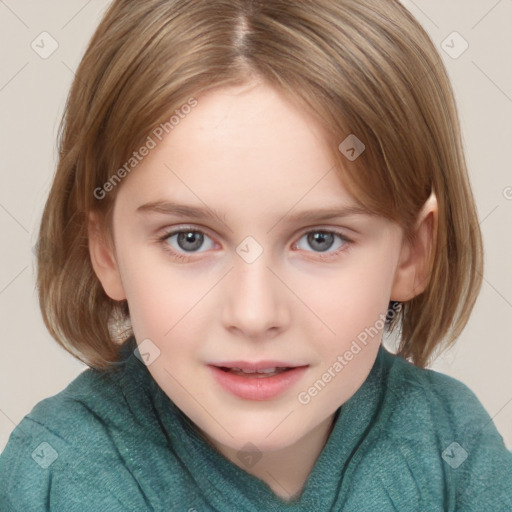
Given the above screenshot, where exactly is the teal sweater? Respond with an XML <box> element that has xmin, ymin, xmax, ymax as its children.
<box><xmin>1</xmin><ymin>337</ymin><xmax>511</xmax><ymax>511</ymax></box>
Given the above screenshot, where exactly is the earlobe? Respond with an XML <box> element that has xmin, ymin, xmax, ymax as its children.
<box><xmin>391</xmin><ymin>191</ymin><xmax>438</xmax><ymax>301</ymax></box>
<box><xmin>88</xmin><ymin>212</ymin><xmax>127</xmax><ymax>301</ymax></box>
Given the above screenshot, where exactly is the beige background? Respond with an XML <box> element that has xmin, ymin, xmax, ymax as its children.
<box><xmin>0</xmin><ymin>0</ymin><xmax>511</xmax><ymax>453</ymax></box>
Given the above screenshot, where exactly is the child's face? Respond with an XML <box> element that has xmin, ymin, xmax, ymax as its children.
<box><xmin>103</xmin><ymin>81</ymin><xmax>407</xmax><ymax>453</ymax></box>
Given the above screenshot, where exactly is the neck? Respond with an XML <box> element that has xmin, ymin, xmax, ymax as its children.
<box><xmin>200</xmin><ymin>412</ymin><xmax>337</xmax><ymax>501</ymax></box>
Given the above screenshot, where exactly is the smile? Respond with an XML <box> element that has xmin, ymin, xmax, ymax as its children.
<box><xmin>219</xmin><ymin>366</ymin><xmax>290</xmax><ymax>377</ymax></box>
<box><xmin>208</xmin><ymin>362</ymin><xmax>309</xmax><ymax>400</ymax></box>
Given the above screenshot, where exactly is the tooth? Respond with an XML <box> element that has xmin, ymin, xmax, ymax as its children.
<box><xmin>242</xmin><ymin>368</ymin><xmax>278</xmax><ymax>374</ymax></box>
<box><xmin>227</xmin><ymin>366</ymin><xmax>289</xmax><ymax>375</ymax></box>
<box><xmin>258</xmin><ymin>368</ymin><xmax>278</xmax><ymax>374</ymax></box>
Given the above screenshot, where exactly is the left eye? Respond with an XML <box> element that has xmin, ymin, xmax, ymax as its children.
<box><xmin>295</xmin><ymin>231</ymin><xmax>348</xmax><ymax>254</ymax></box>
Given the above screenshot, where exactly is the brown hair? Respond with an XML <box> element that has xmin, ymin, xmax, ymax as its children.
<box><xmin>36</xmin><ymin>0</ymin><xmax>483</xmax><ymax>369</ymax></box>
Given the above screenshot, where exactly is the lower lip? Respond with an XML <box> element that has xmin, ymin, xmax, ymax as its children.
<box><xmin>208</xmin><ymin>365</ymin><xmax>308</xmax><ymax>401</ymax></box>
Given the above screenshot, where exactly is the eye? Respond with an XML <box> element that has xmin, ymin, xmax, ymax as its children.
<box><xmin>294</xmin><ymin>230</ymin><xmax>351</xmax><ymax>259</ymax></box>
<box><xmin>157</xmin><ymin>226</ymin><xmax>352</xmax><ymax>263</ymax></box>
<box><xmin>159</xmin><ymin>227</ymin><xmax>215</xmax><ymax>260</ymax></box>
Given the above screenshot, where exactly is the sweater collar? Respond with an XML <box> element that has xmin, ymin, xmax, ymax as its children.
<box><xmin>118</xmin><ymin>337</ymin><xmax>388</xmax><ymax>510</ymax></box>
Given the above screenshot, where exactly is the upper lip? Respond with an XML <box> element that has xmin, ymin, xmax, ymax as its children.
<box><xmin>210</xmin><ymin>360</ymin><xmax>308</xmax><ymax>371</ymax></box>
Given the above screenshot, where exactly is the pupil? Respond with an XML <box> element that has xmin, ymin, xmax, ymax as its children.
<box><xmin>309</xmin><ymin>232</ymin><xmax>333</xmax><ymax>252</ymax></box>
<box><xmin>178</xmin><ymin>232</ymin><xmax>203</xmax><ymax>251</ymax></box>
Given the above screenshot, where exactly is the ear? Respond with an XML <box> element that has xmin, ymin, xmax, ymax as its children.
<box><xmin>391</xmin><ymin>192</ymin><xmax>438</xmax><ymax>301</ymax></box>
<box><xmin>88</xmin><ymin>211</ymin><xmax>127</xmax><ymax>301</ymax></box>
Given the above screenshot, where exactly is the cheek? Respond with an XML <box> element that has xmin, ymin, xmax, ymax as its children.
<box><xmin>119</xmin><ymin>255</ymin><xmax>216</xmax><ymax>363</ymax></box>
<box><xmin>299</xmin><ymin>251</ymin><xmax>397</xmax><ymax>390</ymax></box>
<box><xmin>307</xmin><ymin>253</ymin><xmax>397</xmax><ymax>339</ymax></box>
<box><xmin>116</xmin><ymin>253</ymin><xmax>185</xmax><ymax>341</ymax></box>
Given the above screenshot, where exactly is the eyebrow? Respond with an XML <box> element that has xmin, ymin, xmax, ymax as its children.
<box><xmin>136</xmin><ymin>200</ymin><xmax>372</xmax><ymax>224</ymax></box>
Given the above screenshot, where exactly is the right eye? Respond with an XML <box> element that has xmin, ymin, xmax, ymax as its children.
<box><xmin>159</xmin><ymin>227</ymin><xmax>217</xmax><ymax>261</ymax></box>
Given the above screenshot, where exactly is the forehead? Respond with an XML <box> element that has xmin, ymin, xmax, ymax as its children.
<box><xmin>115</xmin><ymin>82</ymin><xmax>359</xmax><ymax>216</ymax></box>
<box><xmin>165</xmin><ymin>82</ymin><xmax>333</xmax><ymax>169</ymax></box>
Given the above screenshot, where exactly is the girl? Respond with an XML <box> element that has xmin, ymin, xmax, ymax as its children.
<box><xmin>1</xmin><ymin>0</ymin><xmax>511</xmax><ymax>510</ymax></box>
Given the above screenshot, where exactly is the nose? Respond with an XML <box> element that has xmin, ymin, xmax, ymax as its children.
<box><xmin>221</xmin><ymin>252</ymin><xmax>290</xmax><ymax>339</ymax></box>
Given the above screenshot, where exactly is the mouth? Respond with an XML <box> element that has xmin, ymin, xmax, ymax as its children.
<box><xmin>216</xmin><ymin>366</ymin><xmax>296</xmax><ymax>377</ymax></box>
<box><xmin>208</xmin><ymin>361</ymin><xmax>309</xmax><ymax>400</ymax></box>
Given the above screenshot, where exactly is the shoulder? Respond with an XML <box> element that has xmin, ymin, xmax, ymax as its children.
<box><xmin>0</xmin><ymin>356</ymin><xmax>153</xmax><ymax>511</ymax></box>
<box><xmin>373</xmin><ymin>348</ymin><xmax>512</xmax><ymax>508</ymax></box>
<box><xmin>381</xmin><ymin>349</ymin><xmax>491</xmax><ymax>432</ymax></box>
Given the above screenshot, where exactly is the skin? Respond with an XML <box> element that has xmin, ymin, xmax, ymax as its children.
<box><xmin>89</xmin><ymin>79</ymin><xmax>436</xmax><ymax>500</ymax></box>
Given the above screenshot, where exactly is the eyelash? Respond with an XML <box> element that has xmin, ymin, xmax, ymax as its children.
<box><xmin>156</xmin><ymin>226</ymin><xmax>354</xmax><ymax>263</ymax></box>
